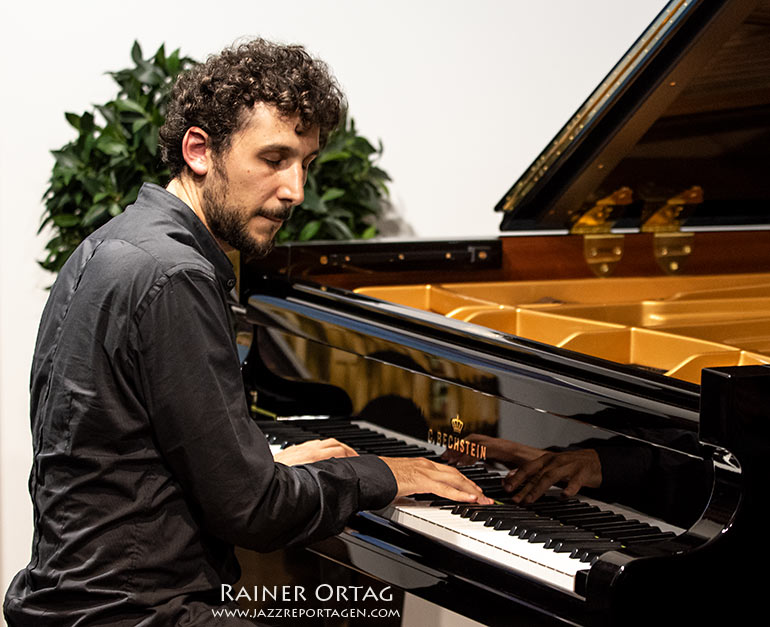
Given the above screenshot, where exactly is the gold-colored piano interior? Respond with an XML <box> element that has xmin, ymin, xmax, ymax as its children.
<box><xmin>355</xmin><ymin>273</ymin><xmax>770</xmax><ymax>384</ymax></box>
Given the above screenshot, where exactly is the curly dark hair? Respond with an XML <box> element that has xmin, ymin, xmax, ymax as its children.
<box><xmin>159</xmin><ymin>39</ymin><xmax>344</xmax><ymax>178</ymax></box>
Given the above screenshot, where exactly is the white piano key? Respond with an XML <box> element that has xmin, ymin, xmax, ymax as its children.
<box><xmin>381</xmin><ymin>499</ymin><xmax>587</xmax><ymax>594</ymax></box>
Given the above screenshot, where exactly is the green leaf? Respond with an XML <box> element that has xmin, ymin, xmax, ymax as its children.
<box><xmin>153</xmin><ymin>43</ymin><xmax>166</xmax><ymax>68</ymax></box>
<box><xmin>320</xmin><ymin>188</ymin><xmax>345</xmax><ymax>203</ymax></box>
<box><xmin>95</xmin><ymin>104</ymin><xmax>118</xmax><ymax>126</ymax></box>
<box><xmin>300</xmin><ymin>186</ymin><xmax>323</xmax><ymax>212</ymax></box>
<box><xmin>82</xmin><ymin>203</ymin><xmax>108</xmax><ymax>227</ymax></box>
<box><xmin>51</xmin><ymin>149</ymin><xmax>81</xmax><ymax>170</ymax></box>
<box><xmin>316</xmin><ymin>150</ymin><xmax>350</xmax><ymax>165</ymax></box>
<box><xmin>80</xmin><ymin>112</ymin><xmax>95</xmax><ymax>134</ymax></box>
<box><xmin>96</xmin><ymin>136</ymin><xmax>127</xmax><ymax>156</ymax></box>
<box><xmin>134</xmin><ymin>63</ymin><xmax>164</xmax><ymax>86</ymax></box>
<box><xmin>52</xmin><ymin>213</ymin><xmax>81</xmax><ymax>227</ymax></box>
<box><xmin>298</xmin><ymin>220</ymin><xmax>322</xmax><ymax>241</ymax></box>
<box><xmin>351</xmin><ymin>136</ymin><xmax>377</xmax><ymax>156</ymax></box>
<box><xmin>132</xmin><ymin>118</ymin><xmax>150</xmax><ymax>134</ymax></box>
<box><xmin>114</xmin><ymin>98</ymin><xmax>148</xmax><ymax>115</ymax></box>
<box><xmin>143</xmin><ymin>128</ymin><xmax>159</xmax><ymax>156</ymax></box>
<box><xmin>65</xmin><ymin>112</ymin><xmax>81</xmax><ymax>131</ymax></box>
<box><xmin>362</xmin><ymin>224</ymin><xmax>378</xmax><ymax>239</ymax></box>
<box><xmin>166</xmin><ymin>49</ymin><xmax>180</xmax><ymax>75</ymax></box>
<box><xmin>324</xmin><ymin>217</ymin><xmax>355</xmax><ymax>239</ymax></box>
<box><xmin>131</xmin><ymin>41</ymin><xmax>143</xmax><ymax>65</ymax></box>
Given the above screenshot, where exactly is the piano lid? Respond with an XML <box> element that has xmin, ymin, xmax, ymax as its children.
<box><xmin>497</xmin><ymin>0</ymin><xmax>770</xmax><ymax>233</ymax></box>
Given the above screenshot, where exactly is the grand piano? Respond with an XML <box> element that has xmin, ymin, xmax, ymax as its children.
<box><xmin>234</xmin><ymin>0</ymin><xmax>770</xmax><ymax>624</ymax></box>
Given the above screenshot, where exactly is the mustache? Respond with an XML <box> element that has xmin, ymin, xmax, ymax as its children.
<box><xmin>255</xmin><ymin>207</ymin><xmax>292</xmax><ymax>222</ymax></box>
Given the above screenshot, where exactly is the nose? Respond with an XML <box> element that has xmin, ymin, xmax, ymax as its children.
<box><xmin>277</xmin><ymin>162</ymin><xmax>305</xmax><ymax>207</ymax></box>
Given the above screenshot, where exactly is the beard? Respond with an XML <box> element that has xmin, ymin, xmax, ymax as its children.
<box><xmin>200</xmin><ymin>165</ymin><xmax>290</xmax><ymax>260</ymax></box>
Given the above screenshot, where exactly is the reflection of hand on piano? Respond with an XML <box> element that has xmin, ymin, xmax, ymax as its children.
<box><xmin>274</xmin><ymin>438</ymin><xmax>358</xmax><ymax>465</ymax></box>
<box><xmin>380</xmin><ymin>457</ymin><xmax>494</xmax><ymax>504</ymax></box>
<box><xmin>441</xmin><ymin>435</ymin><xmax>601</xmax><ymax>503</ymax></box>
<box><xmin>504</xmin><ymin>449</ymin><xmax>602</xmax><ymax>504</ymax></box>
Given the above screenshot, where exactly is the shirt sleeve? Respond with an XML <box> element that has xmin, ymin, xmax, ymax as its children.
<box><xmin>132</xmin><ymin>268</ymin><xmax>397</xmax><ymax>551</ymax></box>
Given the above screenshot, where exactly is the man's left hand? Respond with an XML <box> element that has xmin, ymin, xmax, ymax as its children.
<box><xmin>274</xmin><ymin>438</ymin><xmax>358</xmax><ymax>466</ymax></box>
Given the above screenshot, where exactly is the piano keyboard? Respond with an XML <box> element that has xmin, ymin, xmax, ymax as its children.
<box><xmin>258</xmin><ymin>417</ymin><xmax>683</xmax><ymax>596</ymax></box>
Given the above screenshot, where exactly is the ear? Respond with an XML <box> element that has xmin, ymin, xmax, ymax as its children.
<box><xmin>181</xmin><ymin>126</ymin><xmax>211</xmax><ymax>176</ymax></box>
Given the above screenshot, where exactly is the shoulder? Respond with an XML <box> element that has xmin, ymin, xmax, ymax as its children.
<box><xmin>92</xmin><ymin>205</ymin><xmax>217</xmax><ymax>281</ymax></box>
<box><xmin>53</xmin><ymin>214</ymin><xmax>219</xmax><ymax>329</ymax></box>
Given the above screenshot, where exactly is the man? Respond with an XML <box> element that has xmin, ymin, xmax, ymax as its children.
<box><xmin>4</xmin><ymin>39</ymin><xmax>489</xmax><ymax>626</ymax></box>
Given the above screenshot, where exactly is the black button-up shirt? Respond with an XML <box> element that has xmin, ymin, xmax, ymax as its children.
<box><xmin>4</xmin><ymin>184</ymin><xmax>396</xmax><ymax>626</ymax></box>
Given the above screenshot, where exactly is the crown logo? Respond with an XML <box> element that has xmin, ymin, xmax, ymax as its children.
<box><xmin>451</xmin><ymin>415</ymin><xmax>464</xmax><ymax>434</ymax></box>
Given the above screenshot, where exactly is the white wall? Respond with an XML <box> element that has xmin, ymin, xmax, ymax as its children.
<box><xmin>0</xmin><ymin>0</ymin><xmax>666</xmax><ymax>613</ymax></box>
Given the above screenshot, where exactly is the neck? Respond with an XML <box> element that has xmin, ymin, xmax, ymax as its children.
<box><xmin>166</xmin><ymin>176</ymin><xmax>234</xmax><ymax>253</ymax></box>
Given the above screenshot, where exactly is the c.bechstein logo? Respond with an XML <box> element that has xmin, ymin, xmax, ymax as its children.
<box><xmin>427</xmin><ymin>415</ymin><xmax>486</xmax><ymax>460</ymax></box>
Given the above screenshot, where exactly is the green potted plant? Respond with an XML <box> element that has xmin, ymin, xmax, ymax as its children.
<box><xmin>40</xmin><ymin>42</ymin><xmax>390</xmax><ymax>274</ymax></box>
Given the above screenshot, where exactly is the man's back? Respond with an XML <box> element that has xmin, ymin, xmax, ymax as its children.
<box><xmin>5</xmin><ymin>184</ymin><xmax>248</xmax><ymax>624</ymax></box>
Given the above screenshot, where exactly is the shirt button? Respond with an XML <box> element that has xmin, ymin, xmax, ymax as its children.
<box><xmin>226</xmin><ymin>279</ymin><xmax>236</xmax><ymax>289</ymax></box>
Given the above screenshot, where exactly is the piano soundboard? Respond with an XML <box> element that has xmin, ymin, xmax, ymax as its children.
<box><xmin>258</xmin><ymin>418</ymin><xmax>683</xmax><ymax>598</ymax></box>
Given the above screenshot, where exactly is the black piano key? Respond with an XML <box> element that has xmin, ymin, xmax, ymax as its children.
<box><xmin>525</xmin><ymin>526</ymin><xmax>584</xmax><ymax>543</ymax></box>
<box><xmin>359</xmin><ymin>442</ymin><xmax>419</xmax><ymax>452</ymax></box>
<box><xmin>428</xmin><ymin>498</ymin><xmax>465</xmax><ymax>507</ymax></box>
<box><xmin>546</xmin><ymin>534</ymin><xmax>605</xmax><ymax>551</ymax></box>
<box><xmin>585</xmin><ymin>520</ymin><xmax>642</xmax><ymax>531</ymax></box>
<box><xmin>552</xmin><ymin>537</ymin><xmax>623</xmax><ymax>553</ymax></box>
<box><xmin>605</xmin><ymin>529</ymin><xmax>672</xmax><ymax>541</ymax></box>
<box><xmin>535</xmin><ymin>504</ymin><xmax>600</xmax><ymax>518</ymax></box>
<box><xmin>456</xmin><ymin>466</ymin><xmax>490</xmax><ymax>475</ymax></box>
<box><xmin>483</xmin><ymin>515</ymin><xmax>510</xmax><ymax>527</ymax></box>
<box><xmin>453</xmin><ymin>504</ymin><xmax>520</xmax><ymax>517</ymax></box>
<box><xmin>572</xmin><ymin>542</ymin><xmax>623</xmax><ymax>562</ymax></box>
<box><xmin>557</xmin><ymin>511</ymin><xmax>621</xmax><ymax>524</ymax></box>
<box><xmin>527</xmin><ymin>498</ymin><xmax>581</xmax><ymax>511</ymax></box>
<box><xmin>309</xmin><ymin>425</ymin><xmax>371</xmax><ymax>435</ymax></box>
<box><xmin>479</xmin><ymin>511</ymin><xmax>545</xmax><ymax>524</ymax></box>
<box><xmin>599</xmin><ymin>526</ymin><xmax>659</xmax><ymax>540</ymax></box>
<box><xmin>364</xmin><ymin>443</ymin><xmax>426</xmax><ymax>452</ymax></box>
<box><xmin>374</xmin><ymin>449</ymin><xmax>438</xmax><ymax>458</ymax></box>
<box><xmin>468</xmin><ymin>507</ymin><xmax>530</xmax><ymax>521</ymax></box>
<box><xmin>481</xmin><ymin>489</ymin><xmax>510</xmax><ymax>500</ymax></box>
<box><xmin>492</xmin><ymin>517</ymin><xmax>543</xmax><ymax>531</ymax></box>
<box><xmin>620</xmin><ymin>532</ymin><xmax>676</xmax><ymax>544</ymax></box>
<box><xmin>467</xmin><ymin>479</ymin><xmax>505</xmax><ymax>491</ymax></box>
<box><xmin>510</xmin><ymin>521</ymin><xmax>570</xmax><ymax>537</ymax></box>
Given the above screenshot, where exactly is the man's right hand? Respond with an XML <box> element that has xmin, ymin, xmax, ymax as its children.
<box><xmin>380</xmin><ymin>457</ymin><xmax>494</xmax><ymax>504</ymax></box>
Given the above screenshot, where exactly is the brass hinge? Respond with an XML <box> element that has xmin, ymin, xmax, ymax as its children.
<box><xmin>642</xmin><ymin>186</ymin><xmax>702</xmax><ymax>275</ymax></box>
<box><xmin>571</xmin><ymin>187</ymin><xmax>633</xmax><ymax>277</ymax></box>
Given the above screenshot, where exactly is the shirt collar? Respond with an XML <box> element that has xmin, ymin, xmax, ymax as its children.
<box><xmin>136</xmin><ymin>183</ymin><xmax>237</xmax><ymax>292</ymax></box>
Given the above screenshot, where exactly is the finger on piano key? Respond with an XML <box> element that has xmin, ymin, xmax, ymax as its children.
<box><xmin>380</xmin><ymin>456</ymin><xmax>495</xmax><ymax>504</ymax></box>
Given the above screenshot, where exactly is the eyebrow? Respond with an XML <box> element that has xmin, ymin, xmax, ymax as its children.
<box><xmin>258</xmin><ymin>143</ymin><xmax>319</xmax><ymax>160</ymax></box>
